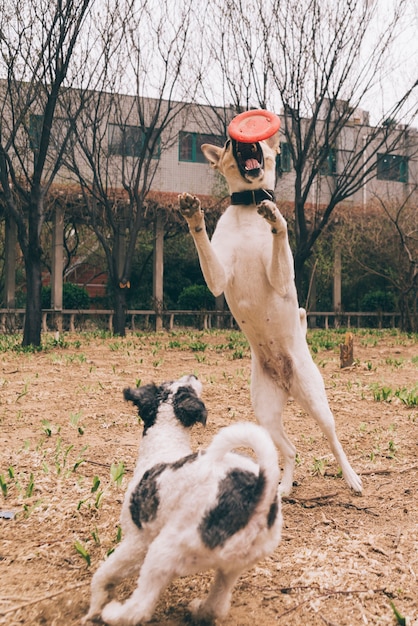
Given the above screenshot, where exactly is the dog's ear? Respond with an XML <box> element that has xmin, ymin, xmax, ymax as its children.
<box><xmin>173</xmin><ymin>386</ymin><xmax>207</xmax><ymax>428</ymax></box>
<box><xmin>123</xmin><ymin>384</ymin><xmax>159</xmax><ymax>430</ymax></box>
<box><xmin>201</xmin><ymin>143</ymin><xmax>223</xmax><ymax>169</ymax></box>
<box><xmin>264</xmin><ymin>132</ymin><xmax>281</xmax><ymax>154</ymax></box>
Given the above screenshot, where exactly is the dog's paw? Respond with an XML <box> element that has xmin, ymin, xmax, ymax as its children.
<box><xmin>345</xmin><ymin>468</ymin><xmax>363</xmax><ymax>496</ymax></box>
<box><xmin>178</xmin><ymin>192</ymin><xmax>205</xmax><ymax>232</ymax></box>
<box><xmin>257</xmin><ymin>200</ymin><xmax>287</xmax><ymax>234</ymax></box>
<box><xmin>81</xmin><ymin>611</ymin><xmax>102</xmax><ymax>625</ymax></box>
<box><xmin>189</xmin><ymin>599</ymin><xmax>216</xmax><ymax>623</ymax></box>
<box><xmin>101</xmin><ymin>601</ymin><xmax>125</xmax><ymax>626</ymax></box>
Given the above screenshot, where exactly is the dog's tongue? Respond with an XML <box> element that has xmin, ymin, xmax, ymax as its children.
<box><xmin>245</xmin><ymin>158</ymin><xmax>261</xmax><ymax>171</ymax></box>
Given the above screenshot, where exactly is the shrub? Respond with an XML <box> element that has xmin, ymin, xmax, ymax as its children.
<box><xmin>42</xmin><ymin>283</ymin><xmax>90</xmax><ymax>309</ymax></box>
<box><xmin>360</xmin><ymin>290</ymin><xmax>395</xmax><ymax>312</ymax></box>
<box><xmin>177</xmin><ymin>284</ymin><xmax>215</xmax><ymax>310</ymax></box>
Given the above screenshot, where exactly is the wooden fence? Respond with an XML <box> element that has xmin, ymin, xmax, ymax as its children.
<box><xmin>0</xmin><ymin>308</ymin><xmax>401</xmax><ymax>334</ymax></box>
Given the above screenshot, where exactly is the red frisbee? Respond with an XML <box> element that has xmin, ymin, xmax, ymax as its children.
<box><xmin>228</xmin><ymin>109</ymin><xmax>281</xmax><ymax>143</ymax></box>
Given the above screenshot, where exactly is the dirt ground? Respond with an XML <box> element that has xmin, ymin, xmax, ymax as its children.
<box><xmin>0</xmin><ymin>327</ymin><xmax>417</xmax><ymax>626</ymax></box>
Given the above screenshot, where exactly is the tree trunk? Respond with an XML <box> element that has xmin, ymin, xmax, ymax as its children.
<box><xmin>22</xmin><ymin>195</ymin><xmax>44</xmax><ymax>347</ymax></box>
<box><xmin>113</xmin><ymin>285</ymin><xmax>127</xmax><ymax>337</ymax></box>
<box><xmin>23</xmin><ymin>249</ymin><xmax>43</xmax><ymax>347</ymax></box>
<box><xmin>294</xmin><ymin>249</ymin><xmax>308</xmax><ymax>303</ymax></box>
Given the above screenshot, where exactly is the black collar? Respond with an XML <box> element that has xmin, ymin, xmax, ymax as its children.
<box><xmin>230</xmin><ymin>188</ymin><xmax>275</xmax><ymax>206</ymax></box>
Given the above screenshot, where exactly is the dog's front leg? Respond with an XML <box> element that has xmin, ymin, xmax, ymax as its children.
<box><xmin>178</xmin><ymin>192</ymin><xmax>227</xmax><ymax>296</ymax></box>
<box><xmin>257</xmin><ymin>200</ymin><xmax>296</xmax><ymax>298</ymax></box>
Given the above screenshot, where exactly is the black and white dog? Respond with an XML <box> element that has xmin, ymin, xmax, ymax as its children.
<box><xmin>83</xmin><ymin>375</ymin><xmax>282</xmax><ymax>625</ymax></box>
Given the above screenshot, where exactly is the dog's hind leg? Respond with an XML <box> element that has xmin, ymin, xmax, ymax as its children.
<box><xmin>83</xmin><ymin>538</ymin><xmax>145</xmax><ymax>623</ymax></box>
<box><xmin>190</xmin><ymin>568</ymin><xmax>242</xmax><ymax>621</ymax></box>
<box><xmin>100</xmin><ymin>534</ymin><xmax>176</xmax><ymax>626</ymax></box>
<box><xmin>292</xmin><ymin>362</ymin><xmax>362</xmax><ymax>494</ymax></box>
<box><xmin>250</xmin><ymin>355</ymin><xmax>296</xmax><ymax>496</ymax></box>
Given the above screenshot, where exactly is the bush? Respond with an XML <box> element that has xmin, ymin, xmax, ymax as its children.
<box><xmin>177</xmin><ymin>284</ymin><xmax>215</xmax><ymax>310</ymax></box>
<box><xmin>360</xmin><ymin>290</ymin><xmax>395</xmax><ymax>312</ymax></box>
<box><xmin>42</xmin><ymin>283</ymin><xmax>90</xmax><ymax>309</ymax></box>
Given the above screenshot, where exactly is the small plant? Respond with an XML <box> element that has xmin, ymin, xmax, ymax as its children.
<box><xmin>388</xmin><ymin>439</ymin><xmax>397</xmax><ymax>458</ymax></box>
<box><xmin>74</xmin><ymin>540</ymin><xmax>91</xmax><ymax>567</ymax></box>
<box><xmin>109</xmin><ymin>341</ymin><xmax>123</xmax><ymax>351</ymax></box>
<box><xmin>16</xmin><ymin>381</ymin><xmax>30</xmax><ymax>402</ymax></box>
<box><xmin>91</xmin><ymin>475</ymin><xmax>101</xmax><ymax>493</ymax></box>
<box><xmin>311</xmin><ymin>457</ymin><xmax>328</xmax><ymax>477</ymax></box>
<box><xmin>385</xmin><ymin>357</ymin><xmax>403</xmax><ymax>368</ymax></box>
<box><xmin>390</xmin><ymin>601</ymin><xmax>406</xmax><ymax>626</ymax></box>
<box><xmin>0</xmin><ymin>474</ymin><xmax>8</xmax><ymax>497</ymax></box>
<box><xmin>41</xmin><ymin>419</ymin><xmax>53</xmax><ymax>437</ymax></box>
<box><xmin>189</xmin><ymin>341</ymin><xmax>208</xmax><ymax>352</ymax></box>
<box><xmin>64</xmin><ymin>353</ymin><xmax>86</xmax><ymax>364</ymax></box>
<box><xmin>110</xmin><ymin>461</ymin><xmax>126</xmax><ymax>487</ymax></box>
<box><xmin>25</xmin><ymin>473</ymin><xmax>35</xmax><ymax>498</ymax></box>
<box><xmin>395</xmin><ymin>385</ymin><xmax>418</xmax><ymax>407</ymax></box>
<box><xmin>70</xmin><ymin>411</ymin><xmax>85</xmax><ymax>435</ymax></box>
<box><xmin>370</xmin><ymin>384</ymin><xmax>393</xmax><ymax>402</ymax></box>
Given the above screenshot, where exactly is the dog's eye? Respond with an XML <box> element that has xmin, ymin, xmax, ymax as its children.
<box><xmin>251</xmin><ymin>144</ymin><xmax>257</xmax><ymax>152</ymax></box>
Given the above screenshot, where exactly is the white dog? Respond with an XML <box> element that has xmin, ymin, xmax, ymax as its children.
<box><xmin>178</xmin><ymin>133</ymin><xmax>362</xmax><ymax>496</ymax></box>
<box><xmin>83</xmin><ymin>375</ymin><xmax>282</xmax><ymax>625</ymax></box>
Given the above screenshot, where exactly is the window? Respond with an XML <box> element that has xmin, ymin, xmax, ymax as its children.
<box><xmin>276</xmin><ymin>142</ymin><xmax>292</xmax><ymax>176</ymax></box>
<box><xmin>179</xmin><ymin>131</ymin><xmax>224</xmax><ymax>163</ymax></box>
<box><xmin>319</xmin><ymin>147</ymin><xmax>337</xmax><ymax>176</ymax></box>
<box><xmin>377</xmin><ymin>153</ymin><xmax>408</xmax><ymax>183</ymax></box>
<box><xmin>108</xmin><ymin>124</ymin><xmax>160</xmax><ymax>158</ymax></box>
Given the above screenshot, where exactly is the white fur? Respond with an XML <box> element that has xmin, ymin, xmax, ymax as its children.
<box><xmin>83</xmin><ymin>375</ymin><xmax>282</xmax><ymax>625</ymax></box>
<box><xmin>178</xmin><ymin>134</ymin><xmax>362</xmax><ymax>496</ymax></box>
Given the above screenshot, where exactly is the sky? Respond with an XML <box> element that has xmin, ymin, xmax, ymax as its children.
<box><xmin>361</xmin><ymin>0</ymin><xmax>418</xmax><ymax>125</ymax></box>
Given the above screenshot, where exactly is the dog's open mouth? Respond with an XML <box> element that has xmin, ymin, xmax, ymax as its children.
<box><xmin>232</xmin><ymin>140</ymin><xmax>264</xmax><ymax>179</ymax></box>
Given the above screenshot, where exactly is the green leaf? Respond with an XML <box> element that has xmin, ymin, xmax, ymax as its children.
<box><xmin>74</xmin><ymin>541</ymin><xmax>90</xmax><ymax>566</ymax></box>
<box><xmin>110</xmin><ymin>461</ymin><xmax>126</xmax><ymax>487</ymax></box>
<box><xmin>91</xmin><ymin>475</ymin><xmax>101</xmax><ymax>493</ymax></box>
<box><xmin>390</xmin><ymin>601</ymin><xmax>406</xmax><ymax>626</ymax></box>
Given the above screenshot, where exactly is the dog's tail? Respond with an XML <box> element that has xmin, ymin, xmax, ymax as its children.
<box><xmin>204</xmin><ymin>422</ymin><xmax>280</xmax><ymax>513</ymax></box>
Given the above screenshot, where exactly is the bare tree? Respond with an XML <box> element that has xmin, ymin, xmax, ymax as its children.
<box><xmin>0</xmin><ymin>0</ymin><xmax>95</xmax><ymax>346</ymax></box>
<box><xmin>197</xmin><ymin>0</ymin><xmax>418</xmax><ymax>298</ymax></box>
<box><xmin>64</xmin><ymin>0</ymin><xmax>198</xmax><ymax>335</ymax></box>
<box><xmin>342</xmin><ymin>188</ymin><xmax>418</xmax><ymax>331</ymax></box>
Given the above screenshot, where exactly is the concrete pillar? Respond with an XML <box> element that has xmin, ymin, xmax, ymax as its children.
<box><xmin>51</xmin><ymin>206</ymin><xmax>64</xmax><ymax>332</ymax></box>
<box><xmin>51</xmin><ymin>205</ymin><xmax>64</xmax><ymax>310</ymax></box>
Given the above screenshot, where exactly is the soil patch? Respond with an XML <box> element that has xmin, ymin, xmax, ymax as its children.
<box><xmin>0</xmin><ymin>329</ymin><xmax>417</xmax><ymax>625</ymax></box>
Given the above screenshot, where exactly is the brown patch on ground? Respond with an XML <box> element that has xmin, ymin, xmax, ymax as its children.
<box><xmin>0</xmin><ymin>329</ymin><xmax>417</xmax><ymax>626</ymax></box>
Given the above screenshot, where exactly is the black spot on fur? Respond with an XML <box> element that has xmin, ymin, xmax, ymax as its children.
<box><xmin>170</xmin><ymin>452</ymin><xmax>200</xmax><ymax>470</ymax></box>
<box><xmin>267</xmin><ymin>495</ymin><xmax>279</xmax><ymax>528</ymax></box>
<box><xmin>130</xmin><ymin>454</ymin><xmax>202</xmax><ymax>529</ymax></box>
<box><xmin>199</xmin><ymin>469</ymin><xmax>266</xmax><ymax>549</ymax></box>
<box><xmin>172</xmin><ymin>386</ymin><xmax>207</xmax><ymax>428</ymax></box>
<box><xmin>130</xmin><ymin>463</ymin><xmax>167</xmax><ymax>529</ymax></box>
